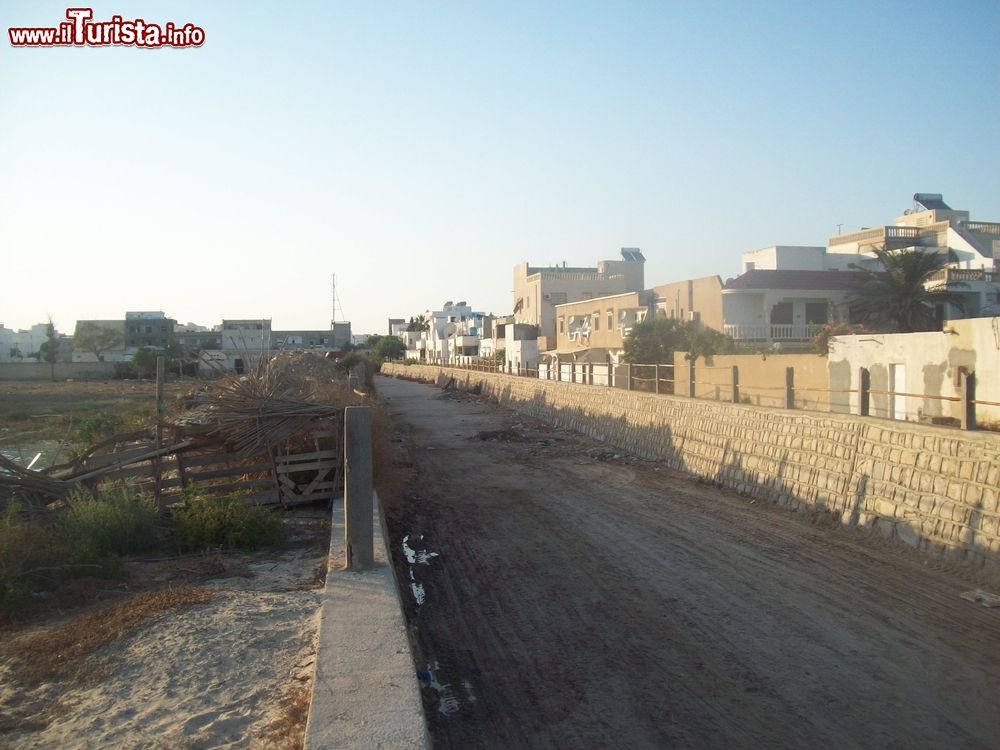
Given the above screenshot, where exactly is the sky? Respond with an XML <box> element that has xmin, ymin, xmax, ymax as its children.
<box><xmin>2</xmin><ymin>1</ymin><xmax>999</xmax><ymax>336</ymax></box>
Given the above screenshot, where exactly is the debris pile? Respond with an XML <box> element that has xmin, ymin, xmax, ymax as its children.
<box><xmin>1</xmin><ymin>356</ymin><xmax>359</xmax><ymax>509</ymax></box>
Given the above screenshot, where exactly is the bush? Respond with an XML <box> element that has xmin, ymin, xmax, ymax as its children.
<box><xmin>0</xmin><ymin>503</ymin><xmax>61</xmax><ymax>609</ymax></box>
<box><xmin>61</xmin><ymin>486</ymin><xmax>159</xmax><ymax>561</ymax></box>
<box><xmin>171</xmin><ymin>493</ymin><xmax>285</xmax><ymax>552</ymax></box>
<box><xmin>76</xmin><ymin>412</ymin><xmax>125</xmax><ymax>444</ymax></box>
<box><xmin>0</xmin><ymin>487</ymin><xmax>159</xmax><ymax>612</ymax></box>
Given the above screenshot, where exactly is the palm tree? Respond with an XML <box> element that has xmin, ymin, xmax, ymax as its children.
<box><xmin>849</xmin><ymin>246</ymin><xmax>966</xmax><ymax>332</ymax></box>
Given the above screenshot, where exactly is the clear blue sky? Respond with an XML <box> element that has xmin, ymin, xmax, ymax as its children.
<box><xmin>2</xmin><ymin>0</ymin><xmax>998</xmax><ymax>336</ymax></box>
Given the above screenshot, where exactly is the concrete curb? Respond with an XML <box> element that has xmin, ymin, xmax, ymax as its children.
<box><xmin>303</xmin><ymin>496</ymin><xmax>430</xmax><ymax>749</ymax></box>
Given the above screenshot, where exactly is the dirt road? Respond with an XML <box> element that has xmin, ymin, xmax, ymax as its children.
<box><xmin>376</xmin><ymin>375</ymin><xmax>1000</xmax><ymax>750</ymax></box>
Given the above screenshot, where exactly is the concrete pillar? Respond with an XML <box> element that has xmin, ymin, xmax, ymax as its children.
<box><xmin>344</xmin><ymin>406</ymin><xmax>374</xmax><ymax>570</ymax></box>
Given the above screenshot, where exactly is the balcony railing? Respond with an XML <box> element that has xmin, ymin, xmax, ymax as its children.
<box><xmin>829</xmin><ymin>225</ymin><xmax>922</xmax><ymax>247</ymax></box>
<box><xmin>961</xmin><ymin>221</ymin><xmax>1000</xmax><ymax>236</ymax></box>
<box><xmin>724</xmin><ymin>324</ymin><xmax>816</xmax><ymax>342</ymax></box>
<box><xmin>926</xmin><ymin>268</ymin><xmax>1000</xmax><ymax>284</ymax></box>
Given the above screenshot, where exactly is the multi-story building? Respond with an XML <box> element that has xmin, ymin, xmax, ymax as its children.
<box><xmin>125</xmin><ymin>311</ymin><xmax>176</xmax><ymax>350</ymax></box>
<box><xmin>722</xmin><ymin>194</ymin><xmax>1000</xmax><ymax>345</ymax></box>
<box><xmin>513</xmin><ymin>248</ymin><xmax>646</xmax><ymax>351</ymax></box>
<box><xmin>651</xmin><ymin>275</ymin><xmax>724</xmax><ymax>329</ymax></box>
<box><xmin>403</xmin><ymin>301</ymin><xmax>490</xmax><ymax>362</ymax></box>
<box><xmin>272</xmin><ymin>323</ymin><xmax>352</xmax><ymax>351</ymax></box>
<box><xmin>1</xmin><ymin>322</ymin><xmax>59</xmax><ymax>362</ymax></box>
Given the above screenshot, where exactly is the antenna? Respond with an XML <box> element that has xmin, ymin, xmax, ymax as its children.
<box><xmin>331</xmin><ymin>274</ymin><xmax>346</xmax><ymax>329</ymax></box>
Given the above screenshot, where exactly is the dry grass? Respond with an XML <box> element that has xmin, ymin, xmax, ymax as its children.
<box><xmin>258</xmin><ymin>682</ymin><xmax>312</xmax><ymax>750</ymax></box>
<box><xmin>9</xmin><ymin>585</ymin><xmax>214</xmax><ymax>685</ymax></box>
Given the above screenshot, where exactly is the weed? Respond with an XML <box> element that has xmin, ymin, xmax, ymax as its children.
<box><xmin>0</xmin><ymin>487</ymin><xmax>160</xmax><ymax>615</ymax></box>
<box><xmin>75</xmin><ymin>412</ymin><xmax>124</xmax><ymax>444</ymax></box>
<box><xmin>171</xmin><ymin>493</ymin><xmax>285</xmax><ymax>553</ymax></box>
<box><xmin>61</xmin><ymin>486</ymin><xmax>160</xmax><ymax>560</ymax></box>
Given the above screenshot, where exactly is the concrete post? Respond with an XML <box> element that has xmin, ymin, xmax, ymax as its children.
<box><xmin>731</xmin><ymin>366</ymin><xmax>739</xmax><ymax>404</ymax></box>
<box><xmin>960</xmin><ymin>371</ymin><xmax>976</xmax><ymax>431</ymax></box>
<box><xmin>785</xmin><ymin>367</ymin><xmax>795</xmax><ymax>410</ymax></box>
<box><xmin>687</xmin><ymin>360</ymin><xmax>696</xmax><ymax>398</ymax></box>
<box><xmin>344</xmin><ymin>406</ymin><xmax>374</xmax><ymax>570</ymax></box>
<box><xmin>858</xmin><ymin>367</ymin><xmax>870</xmax><ymax>417</ymax></box>
<box><xmin>154</xmin><ymin>356</ymin><xmax>165</xmax><ymax>502</ymax></box>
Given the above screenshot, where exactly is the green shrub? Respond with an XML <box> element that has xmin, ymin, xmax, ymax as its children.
<box><xmin>171</xmin><ymin>493</ymin><xmax>285</xmax><ymax>552</ymax></box>
<box><xmin>60</xmin><ymin>486</ymin><xmax>159</xmax><ymax>561</ymax></box>
<box><xmin>0</xmin><ymin>502</ymin><xmax>61</xmax><ymax>608</ymax></box>
<box><xmin>76</xmin><ymin>412</ymin><xmax>125</xmax><ymax>444</ymax></box>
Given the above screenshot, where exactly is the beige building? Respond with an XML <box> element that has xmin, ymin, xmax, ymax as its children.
<box><xmin>513</xmin><ymin>248</ymin><xmax>645</xmax><ymax>350</ymax></box>
<box><xmin>652</xmin><ymin>275</ymin><xmax>724</xmax><ymax>330</ymax></box>
<box><xmin>551</xmin><ymin>291</ymin><xmax>652</xmax><ymax>362</ymax></box>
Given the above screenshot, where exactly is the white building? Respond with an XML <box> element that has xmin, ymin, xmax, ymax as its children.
<box><xmin>723</xmin><ymin>194</ymin><xmax>1000</xmax><ymax>345</ymax></box>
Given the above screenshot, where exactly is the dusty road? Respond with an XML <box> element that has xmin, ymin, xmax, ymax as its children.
<box><xmin>376</xmin><ymin>374</ymin><xmax>1000</xmax><ymax>750</ymax></box>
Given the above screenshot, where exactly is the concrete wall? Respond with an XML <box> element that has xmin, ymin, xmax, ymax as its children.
<box><xmin>828</xmin><ymin>317</ymin><xmax>1000</xmax><ymax>427</ymax></box>
<box><xmin>382</xmin><ymin>362</ymin><xmax>1000</xmax><ymax>573</ymax></box>
<box><xmin>672</xmin><ymin>353</ymin><xmax>829</xmax><ymax>410</ymax></box>
<box><xmin>652</xmin><ymin>276</ymin><xmax>724</xmax><ymax>331</ymax></box>
<box><xmin>0</xmin><ymin>361</ymin><xmax>117</xmax><ymax>380</ymax></box>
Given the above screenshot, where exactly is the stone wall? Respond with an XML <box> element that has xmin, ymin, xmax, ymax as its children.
<box><xmin>381</xmin><ymin>362</ymin><xmax>1000</xmax><ymax>572</ymax></box>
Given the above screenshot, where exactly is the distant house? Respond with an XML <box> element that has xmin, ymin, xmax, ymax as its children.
<box><xmin>513</xmin><ymin>248</ymin><xmax>646</xmax><ymax>351</ymax></box>
<box><xmin>71</xmin><ymin>319</ymin><xmax>128</xmax><ymax>362</ymax></box>
<box><xmin>125</xmin><ymin>311</ymin><xmax>176</xmax><ymax>351</ymax></box>
<box><xmin>722</xmin><ymin>269</ymin><xmax>864</xmax><ymax>345</ymax></box>
<box><xmin>406</xmin><ymin>301</ymin><xmax>490</xmax><ymax>363</ymax></box>
<box><xmin>651</xmin><ymin>275</ymin><xmax>724</xmax><ymax>330</ymax></box>
<box><xmin>723</xmin><ymin>193</ymin><xmax>1000</xmax><ymax>345</ymax></box>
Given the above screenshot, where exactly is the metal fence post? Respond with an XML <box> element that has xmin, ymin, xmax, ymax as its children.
<box><xmin>626</xmin><ymin>363</ymin><xmax>632</xmax><ymax>391</ymax></box>
<box><xmin>785</xmin><ymin>367</ymin><xmax>795</xmax><ymax>409</ymax></box>
<box><xmin>858</xmin><ymin>367</ymin><xmax>870</xmax><ymax>417</ymax></box>
<box><xmin>960</xmin><ymin>371</ymin><xmax>977</xmax><ymax>431</ymax></box>
<box><xmin>344</xmin><ymin>406</ymin><xmax>374</xmax><ymax>570</ymax></box>
<box><xmin>731</xmin><ymin>366</ymin><xmax>739</xmax><ymax>404</ymax></box>
<box><xmin>687</xmin><ymin>360</ymin><xmax>695</xmax><ymax>398</ymax></box>
<box><xmin>654</xmin><ymin>364</ymin><xmax>660</xmax><ymax>394</ymax></box>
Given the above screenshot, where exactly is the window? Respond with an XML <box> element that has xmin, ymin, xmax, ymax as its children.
<box><xmin>770</xmin><ymin>302</ymin><xmax>793</xmax><ymax>324</ymax></box>
<box><xmin>804</xmin><ymin>302</ymin><xmax>828</xmax><ymax>325</ymax></box>
<box><xmin>593</xmin><ymin>313</ymin><xmax>600</xmax><ymax>332</ymax></box>
<box><xmin>607</xmin><ymin>310</ymin><xmax>613</xmax><ymax>329</ymax></box>
<box><xmin>559</xmin><ymin>317</ymin><xmax>565</xmax><ymax>333</ymax></box>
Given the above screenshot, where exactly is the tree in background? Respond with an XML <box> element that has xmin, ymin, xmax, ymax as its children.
<box><xmin>623</xmin><ymin>319</ymin><xmax>734</xmax><ymax>364</ymax></box>
<box><xmin>132</xmin><ymin>346</ymin><xmax>158</xmax><ymax>380</ymax></box>
<box><xmin>405</xmin><ymin>316</ymin><xmax>429</xmax><ymax>332</ymax></box>
<box><xmin>367</xmin><ymin>335</ymin><xmax>406</xmax><ymax>362</ymax></box>
<box><xmin>849</xmin><ymin>246</ymin><xmax>966</xmax><ymax>332</ymax></box>
<box><xmin>38</xmin><ymin>317</ymin><xmax>60</xmax><ymax>381</ymax></box>
<box><xmin>73</xmin><ymin>321</ymin><xmax>124</xmax><ymax>362</ymax></box>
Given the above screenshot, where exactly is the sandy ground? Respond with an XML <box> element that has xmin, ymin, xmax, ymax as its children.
<box><xmin>0</xmin><ymin>512</ymin><xmax>328</xmax><ymax>750</ymax></box>
<box><xmin>377</xmin><ymin>374</ymin><xmax>1000</xmax><ymax>750</ymax></box>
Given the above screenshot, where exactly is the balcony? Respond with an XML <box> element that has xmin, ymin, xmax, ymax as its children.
<box><xmin>961</xmin><ymin>221</ymin><xmax>1000</xmax><ymax>236</ymax></box>
<box><xmin>926</xmin><ymin>268</ymin><xmax>1000</xmax><ymax>285</ymax></box>
<box><xmin>828</xmin><ymin>225</ymin><xmax>922</xmax><ymax>248</ymax></box>
<box><xmin>724</xmin><ymin>324</ymin><xmax>816</xmax><ymax>342</ymax></box>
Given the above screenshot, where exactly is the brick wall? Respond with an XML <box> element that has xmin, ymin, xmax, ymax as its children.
<box><xmin>382</xmin><ymin>363</ymin><xmax>1000</xmax><ymax>572</ymax></box>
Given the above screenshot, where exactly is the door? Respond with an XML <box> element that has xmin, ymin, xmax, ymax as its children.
<box><xmin>890</xmin><ymin>363</ymin><xmax>906</xmax><ymax>420</ymax></box>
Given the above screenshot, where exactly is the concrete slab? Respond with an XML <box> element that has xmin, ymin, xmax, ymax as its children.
<box><xmin>303</xmin><ymin>497</ymin><xmax>429</xmax><ymax>750</ymax></box>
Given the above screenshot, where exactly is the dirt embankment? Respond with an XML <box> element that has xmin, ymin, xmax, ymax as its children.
<box><xmin>377</xmin><ymin>374</ymin><xmax>1000</xmax><ymax>750</ymax></box>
